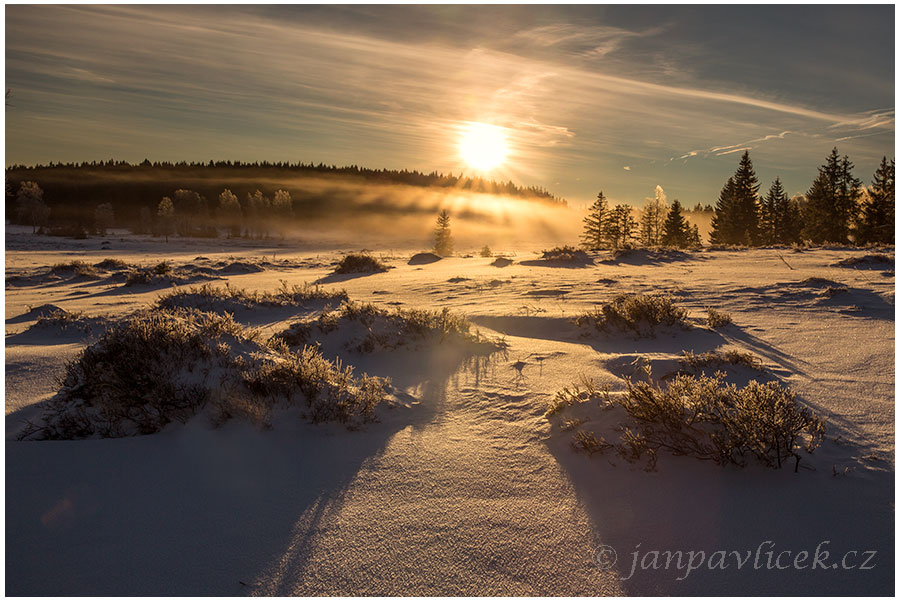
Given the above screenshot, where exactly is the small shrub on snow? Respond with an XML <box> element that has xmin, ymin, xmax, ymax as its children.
<box><xmin>157</xmin><ymin>281</ymin><xmax>347</xmax><ymax>312</ymax></box>
<box><xmin>552</xmin><ymin>370</ymin><xmax>825</xmax><ymax>471</ymax></box>
<box><xmin>51</xmin><ymin>260</ymin><xmax>100</xmax><ymax>279</ymax></box>
<box><xmin>680</xmin><ymin>349</ymin><xmax>763</xmax><ymax>371</ymax></box>
<box><xmin>541</xmin><ymin>245</ymin><xmax>589</xmax><ymax>263</ymax></box>
<box><xmin>272</xmin><ymin>300</ymin><xmax>505</xmax><ymax>354</ymax></box>
<box><xmin>480</xmin><ymin>245</ymin><xmax>493</xmax><ymax>257</ymax></box>
<box><xmin>19</xmin><ymin>308</ymin><xmax>389</xmax><ymax>440</ymax></box>
<box><xmin>575</xmin><ymin>294</ymin><xmax>690</xmax><ymax>337</ymax></box>
<box><xmin>94</xmin><ymin>258</ymin><xmax>129</xmax><ymax>270</ymax></box>
<box><xmin>33</xmin><ymin>309</ymin><xmax>105</xmax><ymax>334</ymax></box>
<box><xmin>705</xmin><ymin>308</ymin><xmax>733</xmax><ymax>328</ymax></box>
<box><xmin>572</xmin><ymin>430</ymin><xmax>611</xmax><ymax>455</ymax></box>
<box><xmin>333</xmin><ymin>254</ymin><xmax>389</xmax><ymax>274</ymax></box>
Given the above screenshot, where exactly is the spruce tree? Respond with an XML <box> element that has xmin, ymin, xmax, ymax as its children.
<box><xmin>581</xmin><ymin>191</ymin><xmax>609</xmax><ymax>249</ymax></box>
<box><xmin>710</xmin><ymin>177</ymin><xmax>736</xmax><ymax>245</ymax></box>
<box><xmin>604</xmin><ymin>204</ymin><xmax>636</xmax><ymax>249</ymax></box>
<box><xmin>661</xmin><ymin>199</ymin><xmax>690</xmax><ymax>247</ymax></box>
<box><xmin>711</xmin><ymin>151</ymin><xmax>761</xmax><ymax>245</ymax></box>
<box><xmin>688</xmin><ymin>224</ymin><xmax>702</xmax><ymax>247</ymax></box>
<box><xmin>433</xmin><ymin>209</ymin><xmax>454</xmax><ymax>256</ymax></box>
<box><xmin>759</xmin><ymin>178</ymin><xmax>787</xmax><ymax>245</ymax></box>
<box><xmin>802</xmin><ymin>148</ymin><xmax>862</xmax><ymax>244</ymax></box>
<box><xmin>857</xmin><ymin>156</ymin><xmax>894</xmax><ymax>244</ymax></box>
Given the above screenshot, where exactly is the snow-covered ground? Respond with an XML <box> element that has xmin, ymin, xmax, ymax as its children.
<box><xmin>5</xmin><ymin>226</ymin><xmax>894</xmax><ymax>595</ymax></box>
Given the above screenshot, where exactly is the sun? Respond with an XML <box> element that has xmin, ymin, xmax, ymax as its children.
<box><xmin>459</xmin><ymin>122</ymin><xmax>509</xmax><ymax>171</ymax></box>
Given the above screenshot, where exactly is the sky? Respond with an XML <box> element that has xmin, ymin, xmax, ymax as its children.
<box><xmin>5</xmin><ymin>4</ymin><xmax>895</xmax><ymax>207</ymax></box>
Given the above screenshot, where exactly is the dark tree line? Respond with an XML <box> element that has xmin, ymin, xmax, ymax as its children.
<box><xmin>711</xmin><ymin>149</ymin><xmax>894</xmax><ymax>246</ymax></box>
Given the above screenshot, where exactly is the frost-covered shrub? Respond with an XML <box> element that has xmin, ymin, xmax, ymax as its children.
<box><xmin>94</xmin><ymin>258</ymin><xmax>129</xmax><ymax>270</ymax></box>
<box><xmin>480</xmin><ymin>245</ymin><xmax>493</xmax><ymax>257</ymax></box>
<box><xmin>706</xmin><ymin>308</ymin><xmax>732</xmax><ymax>328</ymax></box>
<box><xmin>575</xmin><ymin>294</ymin><xmax>690</xmax><ymax>337</ymax></box>
<box><xmin>333</xmin><ymin>254</ymin><xmax>389</xmax><ymax>274</ymax></box>
<box><xmin>19</xmin><ymin>308</ymin><xmax>389</xmax><ymax>440</ymax></box>
<box><xmin>33</xmin><ymin>309</ymin><xmax>105</xmax><ymax>334</ymax></box>
<box><xmin>552</xmin><ymin>371</ymin><xmax>825</xmax><ymax>471</ymax></box>
<box><xmin>51</xmin><ymin>260</ymin><xmax>100</xmax><ymax>279</ymax></box>
<box><xmin>157</xmin><ymin>281</ymin><xmax>346</xmax><ymax>312</ymax></box>
<box><xmin>272</xmin><ymin>300</ymin><xmax>505</xmax><ymax>354</ymax></box>
<box><xmin>680</xmin><ymin>349</ymin><xmax>763</xmax><ymax>371</ymax></box>
<box><xmin>541</xmin><ymin>245</ymin><xmax>589</xmax><ymax>262</ymax></box>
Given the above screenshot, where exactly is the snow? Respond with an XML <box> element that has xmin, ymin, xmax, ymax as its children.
<box><xmin>5</xmin><ymin>227</ymin><xmax>894</xmax><ymax>595</ymax></box>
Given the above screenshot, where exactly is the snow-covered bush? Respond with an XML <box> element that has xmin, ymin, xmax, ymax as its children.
<box><xmin>552</xmin><ymin>370</ymin><xmax>825</xmax><ymax>471</ymax></box>
<box><xmin>705</xmin><ymin>307</ymin><xmax>733</xmax><ymax>328</ymax></box>
<box><xmin>575</xmin><ymin>293</ymin><xmax>690</xmax><ymax>337</ymax></box>
<box><xmin>272</xmin><ymin>300</ymin><xmax>506</xmax><ymax>354</ymax></box>
<box><xmin>157</xmin><ymin>281</ymin><xmax>347</xmax><ymax>313</ymax></box>
<box><xmin>541</xmin><ymin>245</ymin><xmax>589</xmax><ymax>262</ymax></box>
<box><xmin>333</xmin><ymin>254</ymin><xmax>389</xmax><ymax>274</ymax></box>
<box><xmin>19</xmin><ymin>308</ymin><xmax>390</xmax><ymax>439</ymax></box>
<box><xmin>680</xmin><ymin>349</ymin><xmax>762</xmax><ymax>371</ymax></box>
<box><xmin>51</xmin><ymin>260</ymin><xmax>100</xmax><ymax>279</ymax></box>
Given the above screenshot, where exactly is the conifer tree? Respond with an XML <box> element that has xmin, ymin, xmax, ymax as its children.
<box><xmin>759</xmin><ymin>178</ymin><xmax>787</xmax><ymax>245</ymax></box>
<box><xmin>711</xmin><ymin>151</ymin><xmax>760</xmax><ymax>245</ymax></box>
<box><xmin>581</xmin><ymin>191</ymin><xmax>609</xmax><ymax>249</ymax></box>
<box><xmin>688</xmin><ymin>224</ymin><xmax>702</xmax><ymax>247</ymax></box>
<box><xmin>802</xmin><ymin>148</ymin><xmax>861</xmax><ymax>244</ymax></box>
<box><xmin>604</xmin><ymin>203</ymin><xmax>636</xmax><ymax>249</ymax></box>
<box><xmin>857</xmin><ymin>156</ymin><xmax>894</xmax><ymax>244</ymax></box>
<box><xmin>433</xmin><ymin>209</ymin><xmax>454</xmax><ymax>256</ymax></box>
<box><xmin>661</xmin><ymin>199</ymin><xmax>690</xmax><ymax>247</ymax></box>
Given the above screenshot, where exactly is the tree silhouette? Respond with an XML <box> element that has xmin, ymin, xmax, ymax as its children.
<box><xmin>581</xmin><ymin>191</ymin><xmax>609</xmax><ymax>249</ymax></box>
<box><xmin>661</xmin><ymin>199</ymin><xmax>691</xmax><ymax>247</ymax></box>
<box><xmin>802</xmin><ymin>148</ymin><xmax>861</xmax><ymax>244</ymax></box>
<box><xmin>15</xmin><ymin>181</ymin><xmax>49</xmax><ymax>233</ymax></box>
<box><xmin>856</xmin><ymin>156</ymin><xmax>894</xmax><ymax>245</ymax></box>
<box><xmin>157</xmin><ymin>197</ymin><xmax>175</xmax><ymax>242</ymax></box>
<box><xmin>711</xmin><ymin>151</ymin><xmax>760</xmax><ymax>245</ymax></box>
<box><xmin>433</xmin><ymin>209</ymin><xmax>454</xmax><ymax>256</ymax></box>
<box><xmin>604</xmin><ymin>204</ymin><xmax>636</xmax><ymax>249</ymax></box>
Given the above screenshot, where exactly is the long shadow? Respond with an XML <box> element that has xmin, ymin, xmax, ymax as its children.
<box><xmin>5</xmin><ymin>341</ymin><xmax>503</xmax><ymax>596</ymax></box>
<box><xmin>315</xmin><ymin>270</ymin><xmax>388</xmax><ymax>284</ymax></box>
<box><xmin>548</xmin><ymin>440</ymin><xmax>893</xmax><ymax>595</ymax></box>
<box><xmin>518</xmin><ymin>258</ymin><xmax>594</xmax><ymax>269</ymax></box>
<box><xmin>598</xmin><ymin>249</ymin><xmax>708</xmax><ymax>266</ymax></box>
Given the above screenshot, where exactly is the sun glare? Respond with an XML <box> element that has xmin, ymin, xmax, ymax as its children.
<box><xmin>459</xmin><ymin>122</ymin><xmax>509</xmax><ymax>171</ymax></box>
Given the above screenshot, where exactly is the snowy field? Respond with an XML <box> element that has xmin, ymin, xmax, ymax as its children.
<box><xmin>5</xmin><ymin>226</ymin><xmax>895</xmax><ymax>595</ymax></box>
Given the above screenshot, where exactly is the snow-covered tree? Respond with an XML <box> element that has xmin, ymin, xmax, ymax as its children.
<box><xmin>217</xmin><ymin>189</ymin><xmax>242</xmax><ymax>238</ymax></box>
<box><xmin>638</xmin><ymin>185</ymin><xmax>668</xmax><ymax>246</ymax></box>
<box><xmin>15</xmin><ymin>181</ymin><xmax>50</xmax><ymax>233</ymax></box>
<box><xmin>157</xmin><ymin>196</ymin><xmax>175</xmax><ymax>242</ymax></box>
